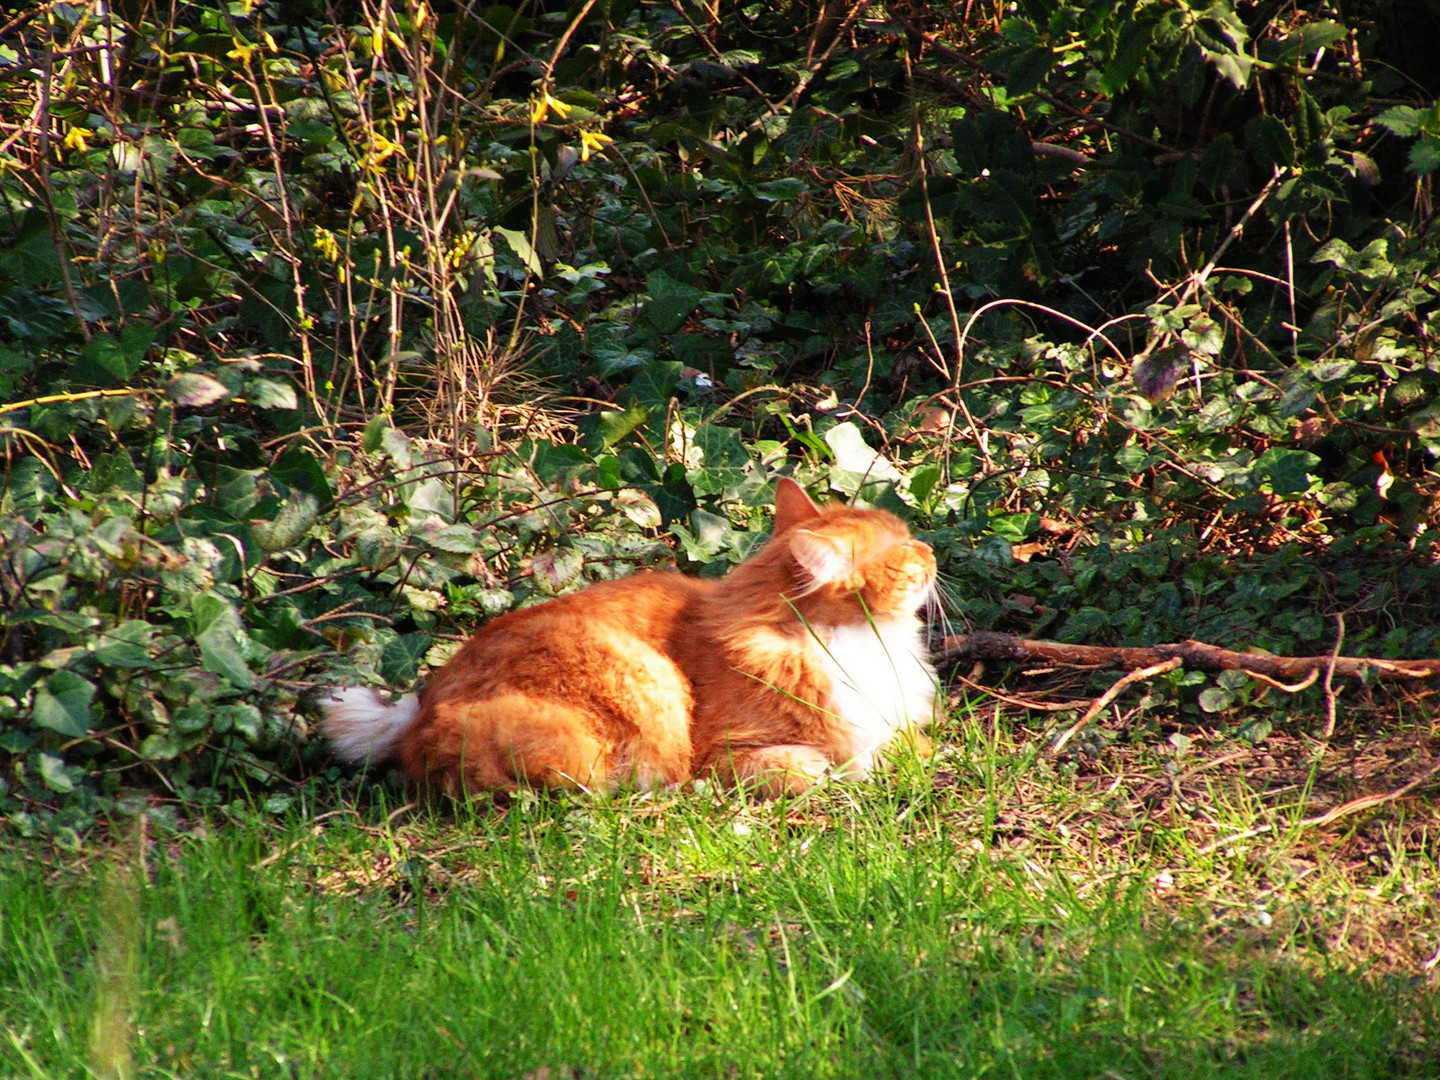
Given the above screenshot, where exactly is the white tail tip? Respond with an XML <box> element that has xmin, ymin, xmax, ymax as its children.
<box><xmin>319</xmin><ymin>686</ymin><xmax>420</xmax><ymax>767</ymax></box>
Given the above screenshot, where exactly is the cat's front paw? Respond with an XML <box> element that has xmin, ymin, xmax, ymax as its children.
<box><xmin>892</xmin><ymin>727</ymin><xmax>933</xmax><ymax>759</ymax></box>
<box><xmin>715</xmin><ymin>744</ymin><xmax>831</xmax><ymax>799</ymax></box>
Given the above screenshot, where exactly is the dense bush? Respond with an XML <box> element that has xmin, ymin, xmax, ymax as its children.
<box><xmin>1</xmin><ymin>0</ymin><xmax>1437</xmax><ymax>833</ymax></box>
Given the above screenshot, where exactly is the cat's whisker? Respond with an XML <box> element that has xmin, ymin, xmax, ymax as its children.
<box><xmin>927</xmin><ymin>573</ymin><xmax>966</xmax><ymax>640</ymax></box>
<box><xmin>921</xmin><ymin>592</ymin><xmax>949</xmax><ymax>644</ymax></box>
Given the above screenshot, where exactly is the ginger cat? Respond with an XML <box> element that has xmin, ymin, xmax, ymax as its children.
<box><xmin>321</xmin><ymin>478</ymin><xmax>938</xmax><ymax>797</ymax></box>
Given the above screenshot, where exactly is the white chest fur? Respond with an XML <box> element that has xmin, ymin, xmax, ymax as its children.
<box><xmin>816</xmin><ymin>618</ymin><xmax>937</xmax><ymax>772</ymax></box>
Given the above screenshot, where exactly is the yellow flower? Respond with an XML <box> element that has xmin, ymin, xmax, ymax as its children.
<box><xmin>578</xmin><ymin>129</ymin><xmax>613</xmax><ymax>162</ymax></box>
<box><xmin>530</xmin><ymin>90</ymin><xmax>572</xmax><ymax>126</ymax></box>
<box><xmin>312</xmin><ymin>227</ymin><xmax>340</xmax><ymax>263</ymax></box>
<box><xmin>364</xmin><ymin>131</ymin><xmax>402</xmax><ymax>167</ymax></box>
<box><xmin>63</xmin><ymin>126</ymin><xmax>89</xmax><ymax>154</ymax></box>
<box><xmin>448</xmin><ymin>230</ymin><xmax>477</xmax><ymax>269</ymax></box>
<box><xmin>226</xmin><ymin>41</ymin><xmax>256</xmax><ymax>63</ymax></box>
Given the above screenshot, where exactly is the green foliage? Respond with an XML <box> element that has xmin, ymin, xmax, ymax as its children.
<box><xmin>2</xmin><ymin>0</ymin><xmax>1439</xmax><ymax>828</ymax></box>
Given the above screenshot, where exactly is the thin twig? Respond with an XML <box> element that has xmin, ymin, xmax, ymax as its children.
<box><xmin>949</xmin><ymin>671</ymin><xmax>1082</xmax><ymax>713</ymax></box>
<box><xmin>1301</xmin><ymin>756</ymin><xmax>1440</xmax><ymax>829</ymax></box>
<box><xmin>774</xmin><ymin>0</ymin><xmax>871</xmax><ymax>114</ymax></box>
<box><xmin>667</xmin><ymin>0</ymin><xmax>778</xmax><ymax>113</ymax></box>
<box><xmin>1051</xmin><ymin>658</ymin><xmax>1183</xmax><ymax>754</ymax></box>
<box><xmin>1196</xmin><ymin>754</ymin><xmax>1440</xmax><ymax>855</ymax></box>
<box><xmin>1247</xmin><ymin>667</ymin><xmax>1320</xmax><ymax>694</ymax></box>
<box><xmin>1183</xmin><ymin>166</ymin><xmax>1288</xmax><ymax>302</ymax></box>
<box><xmin>1196</xmin><ymin>824</ymin><xmax>1274</xmax><ymax>856</ymax></box>
<box><xmin>1319</xmin><ymin>613</ymin><xmax>1346</xmax><ymax>742</ymax></box>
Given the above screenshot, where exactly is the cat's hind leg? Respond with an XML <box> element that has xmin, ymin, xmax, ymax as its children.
<box><xmin>403</xmin><ymin>694</ymin><xmax>614</xmax><ymax>794</ymax></box>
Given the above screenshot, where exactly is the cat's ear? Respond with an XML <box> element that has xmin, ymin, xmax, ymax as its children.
<box><xmin>789</xmin><ymin>530</ymin><xmax>854</xmax><ymax>587</ymax></box>
<box><xmin>774</xmin><ymin>478</ymin><xmax>822</xmax><ymax>533</ymax></box>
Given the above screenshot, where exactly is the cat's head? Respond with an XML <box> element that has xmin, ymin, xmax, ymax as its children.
<box><xmin>771</xmin><ymin>478</ymin><xmax>936</xmax><ymax>623</ymax></box>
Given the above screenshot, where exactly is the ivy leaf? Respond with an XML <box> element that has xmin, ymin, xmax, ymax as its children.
<box><xmin>1237</xmin><ymin>718</ymin><xmax>1273</xmax><ymax>745</ymax></box>
<box><xmin>381</xmin><ymin>426</ymin><xmax>414</xmax><ymax>467</ymax></box>
<box><xmin>753</xmin><ymin>178</ymin><xmax>807</xmax><ymax>202</ymax></box>
<box><xmin>140</xmin><ymin>733</ymin><xmax>182</xmax><ymax>762</ymax></box>
<box><xmin>264</xmin><ymin>794</ymin><xmax>295</xmax><ymax>814</ymax></box>
<box><xmin>245</xmin><ymin>378</ymin><xmax>298</xmax><ymax>410</ymax></box>
<box><xmin>355</xmin><ymin>527</ymin><xmax>401</xmax><ymax>570</ymax></box>
<box><xmin>1196</xmin><ymin>397</ymin><xmax>1238</xmax><ymax>432</ymax></box>
<box><xmin>218</xmin><ymin>703</ymin><xmax>263</xmax><ymax>743</ymax></box>
<box><xmin>644</xmin><ymin>270</ymin><xmax>706</xmax><ymax>334</ymax></box>
<box><xmin>1253</xmin><ymin>448</ymin><xmax>1320</xmax><ymax>495</ymax></box>
<box><xmin>1278</xmin><ymin>382</ymin><xmax>1317</xmax><ymax>418</ymax></box>
<box><xmin>1309</xmin><ymin>360</ymin><xmax>1354</xmax><ymax>383</ymax></box>
<box><xmin>824</xmin><ymin>422</ymin><xmax>902</xmax><ymax>483</ymax></box>
<box><xmin>426</xmin><ymin>524</ymin><xmax>483</xmax><ymax>554</ymax></box>
<box><xmin>81</xmin><ymin>325</ymin><xmax>154</xmax><ymax>383</ymax></box>
<box><xmin>406</xmin><ymin>478</ymin><xmax>455</xmax><ymax>520</ymax></box>
<box><xmin>272</xmin><ymin>448</ymin><xmax>334</xmax><ymax>502</ymax></box>
<box><xmin>252</xmin><ymin>492</ymin><xmax>319</xmax><ymax>552</ymax></box>
<box><xmin>362</xmin><ymin>414</ymin><xmax>390</xmax><ymax>452</ymax></box>
<box><xmin>31</xmin><ymin>671</ymin><xmax>97</xmax><ymax>737</ymax></box>
<box><xmin>673</xmin><ymin>509</ymin><xmax>732</xmax><ymax>561</ymax></box>
<box><xmin>1181</xmin><ymin>315</ymin><xmax>1223</xmax><ymax>355</ymax></box>
<box><xmin>37</xmin><ymin>752</ymin><xmax>76</xmax><ymax>794</ymax></box>
<box><xmin>1198</xmin><ymin>687</ymin><xmax>1233</xmax><ymax>713</ymax></box>
<box><xmin>88</xmin><ymin>448</ymin><xmax>144</xmax><ymax>494</ymax></box>
<box><xmin>989</xmin><ymin>512</ymin><xmax>1039</xmax><ymax>542</ymax></box>
<box><xmin>192</xmin><ymin>593</ymin><xmax>254</xmax><ymax>690</ymax></box>
<box><xmin>592</xmin><ymin>406</ymin><xmax>652</xmax><ymax>449</ymax></box>
<box><xmin>381</xmin><ymin>634</ymin><xmax>432</xmax><ymax>686</ymax></box>
<box><xmin>532</xmin><ymin>547</ymin><xmax>583</xmax><ymax>594</ymax></box>
<box><xmin>166</xmin><ymin>372</ymin><xmax>229</xmax><ymax>407</ymax></box>
<box><xmin>615</xmin><ymin>488</ymin><xmax>662</xmax><ymax>529</ymax></box>
<box><xmin>92</xmin><ymin>621</ymin><xmax>156</xmax><ymax>668</ymax></box>
<box><xmin>1058</xmin><ymin>606</ymin><xmax>1109</xmax><ymax>642</ymax></box>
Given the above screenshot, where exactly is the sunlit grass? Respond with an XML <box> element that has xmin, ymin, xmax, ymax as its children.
<box><xmin>3</xmin><ymin>708</ymin><xmax>1437</xmax><ymax>1078</ymax></box>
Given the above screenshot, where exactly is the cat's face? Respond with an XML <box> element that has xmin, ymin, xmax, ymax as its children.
<box><xmin>767</xmin><ymin>479</ymin><xmax>936</xmax><ymax>624</ymax></box>
<box><xmin>785</xmin><ymin>510</ymin><xmax>936</xmax><ymax>623</ymax></box>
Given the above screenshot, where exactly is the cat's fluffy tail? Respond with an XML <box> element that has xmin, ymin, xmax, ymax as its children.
<box><xmin>320</xmin><ymin>687</ymin><xmax>421</xmax><ymax>766</ymax></box>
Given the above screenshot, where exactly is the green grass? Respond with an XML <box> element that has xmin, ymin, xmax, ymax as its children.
<box><xmin>4</xmin><ymin>713</ymin><xmax>1438</xmax><ymax>1079</ymax></box>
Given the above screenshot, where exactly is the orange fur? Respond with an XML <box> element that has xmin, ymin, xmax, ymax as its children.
<box><xmin>321</xmin><ymin>479</ymin><xmax>939</xmax><ymax>797</ymax></box>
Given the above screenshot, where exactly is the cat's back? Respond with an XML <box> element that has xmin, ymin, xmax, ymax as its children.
<box><xmin>501</xmin><ymin>568</ymin><xmax>713</xmax><ymax>637</ymax></box>
<box><xmin>423</xmin><ymin>569</ymin><xmax>715</xmax><ymax>704</ymax></box>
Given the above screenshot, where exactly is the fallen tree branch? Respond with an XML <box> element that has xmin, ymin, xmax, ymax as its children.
<box><xmin>938</xmin><ymin>632</ymin><xmax>1440</xmax><ymax>682</ymax></box>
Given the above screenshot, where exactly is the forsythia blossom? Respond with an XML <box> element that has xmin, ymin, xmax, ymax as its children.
<box><xmin>579</xmin><ymin>130</ymin><xmax>613</xmax><ymax>162</ymax></box>
<box><xmin>530</xmin><ymin>90</ymin><xmax>572</xmax><ymax>125</ymax></box>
